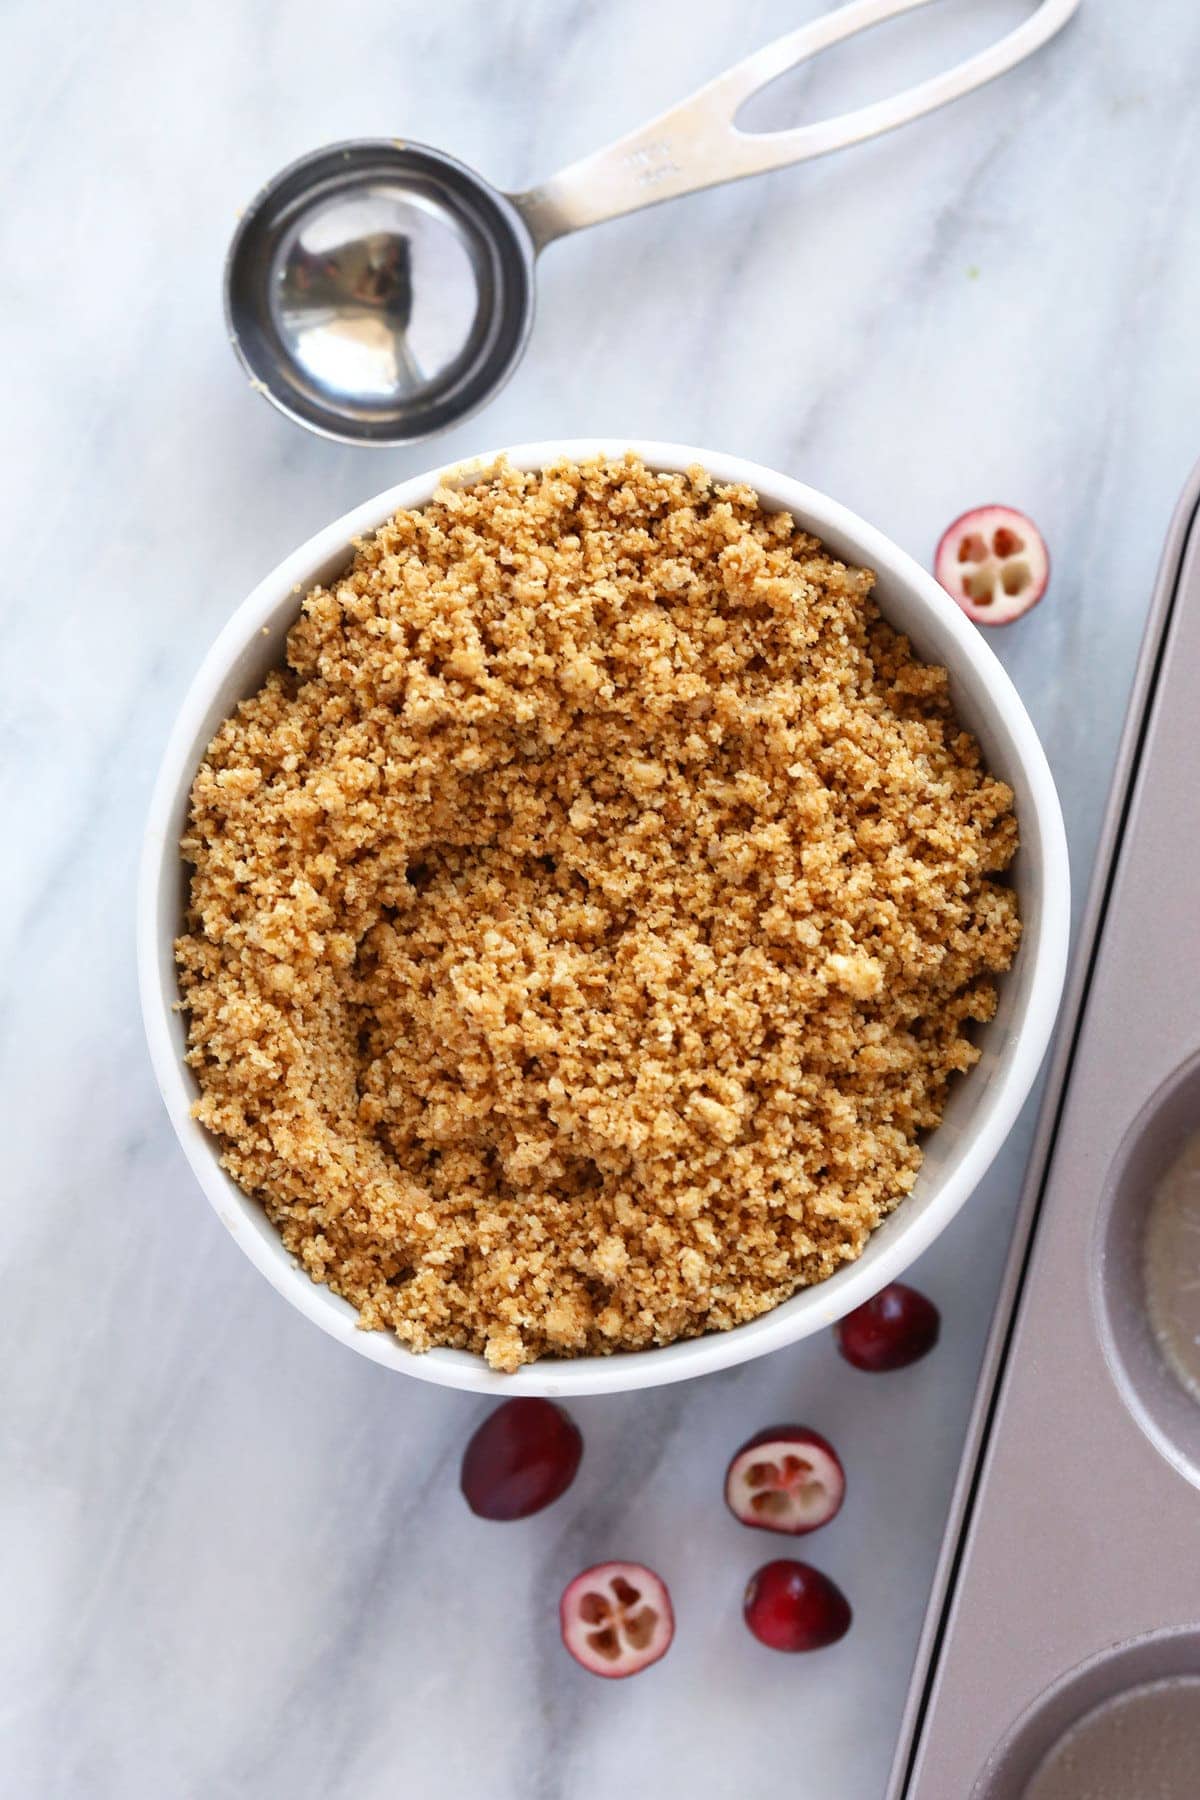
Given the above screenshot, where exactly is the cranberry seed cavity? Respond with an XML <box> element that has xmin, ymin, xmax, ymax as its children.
<box><xmin>560</xmin><ymin>1561</ymin><xmax>675</xmax><ymax>1678</ymax></box>
<box><xmin>934</xmin><ymin>505</ymin><xmax>1048</xmax><ymax>625</ymax></box>
<box><xmin>725</xmin><ymin>1426</ymin><xmax>845</xmax><ymax>1535</ymax></box>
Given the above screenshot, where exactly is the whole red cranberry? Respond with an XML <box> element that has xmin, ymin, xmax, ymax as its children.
<box><xmin>835</xmin><ymin>1282</ymin><xmax>940</xmax><ymax>1372</ymax></box>
<box><xmin>743</xmin><ymin>1559</ymin><xmax>851</xmax><ymax>1652</ymax></box>
<box><xmin>460</xmin><ymin>1398</ymin><xmax>582</xmax><ymax>1520</ymax></box>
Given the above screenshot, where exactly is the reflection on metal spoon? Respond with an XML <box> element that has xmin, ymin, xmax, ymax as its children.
<box><xmin>273</xmin><ymin>186</ymin><xmax>486</xmax><ymax>406</ymax></box>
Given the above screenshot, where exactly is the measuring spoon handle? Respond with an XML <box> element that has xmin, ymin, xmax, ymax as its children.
<box><xmin>513</xmin><ymin>0</ymin><xmax>1080</xmax><ymax>249</ymax></box>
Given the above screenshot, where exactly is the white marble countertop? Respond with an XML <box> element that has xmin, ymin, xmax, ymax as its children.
<box><xmin>4</xmin><ymin>2</ymin><xmax>1199</xmax><ymax>1795</ymax></box>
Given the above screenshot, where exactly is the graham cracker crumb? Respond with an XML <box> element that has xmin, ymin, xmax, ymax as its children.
<box><xmin>177</xmin><ymin>456</ymin><xmax>1020</xmax><ymax>1371</ymax></box>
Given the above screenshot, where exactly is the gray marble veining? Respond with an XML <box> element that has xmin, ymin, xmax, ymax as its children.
<box><xmin>2</xmin><ymin>2</ymin><xmax>1197</xmax><ymax>1796</ymax></box>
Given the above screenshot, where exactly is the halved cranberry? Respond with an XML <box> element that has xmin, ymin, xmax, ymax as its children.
<box><xmin>743</xmin><ymin>1559</ymin><xmax>851</xmax><ymax>1652</ymax></box>
<box><xmin>934</xmin><ymin>505</ymin><xmax>1048</xmax><ymax>624</ymax></box>
<box><xmin>460</xmin><ymin>1398</ymin><xmax>582</xmax><ymax>1520</ymax></box>
<box><xmin>560</xmin><ymin>1561</ymin><xmax>674</xmax><ymax>1678</ymax></box>
<box><xmin>836</xmin><ymin>1282</ymin><xmax>940</xmax><ymax>1372</ymax></box>
<box><xmin>725</xmin><ymin>1427</ymin><xmax>845</xmax><ymax>1535</ymax></box>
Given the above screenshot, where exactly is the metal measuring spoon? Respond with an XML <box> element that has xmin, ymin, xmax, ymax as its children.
<box><xmin>226</xmin><ymin>0</ymin><xmax>1078</xmax><ymax>446</ymax></box>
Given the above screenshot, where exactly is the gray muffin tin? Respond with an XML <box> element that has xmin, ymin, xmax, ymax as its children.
<box><xmin>886</xmin><ymin>458</ymin><xmax>1200</xmax><ymax>1798</ymax></box>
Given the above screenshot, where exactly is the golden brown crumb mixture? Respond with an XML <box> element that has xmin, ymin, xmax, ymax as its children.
<box><xmin>178</xmin><ymin>457</ymin><xmax>1020</xmax><ymax>1370</ymax></box>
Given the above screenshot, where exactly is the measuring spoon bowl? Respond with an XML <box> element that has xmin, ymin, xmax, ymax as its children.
<box><xmin>225</xmin><ymin>140</ymin><xmax>535</xmax><ymax>444</ymax></box>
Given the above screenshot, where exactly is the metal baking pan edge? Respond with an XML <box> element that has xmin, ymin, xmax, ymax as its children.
<box><xmin>885</xmin><ymin>457</ymin><xmax>1200</xmax><ymax>1800</ymax></box>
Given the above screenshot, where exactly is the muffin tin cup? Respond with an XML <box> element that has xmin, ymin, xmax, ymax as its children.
<box><xmin>888</xmin><ymin>457</ymin><xmax>1200</xmax><ymax>1798</ymax></box>
<box><xmin>974</xmin><ymin>1630</ymin><xmax>1200</xmax><ymax>1798</ymax></box>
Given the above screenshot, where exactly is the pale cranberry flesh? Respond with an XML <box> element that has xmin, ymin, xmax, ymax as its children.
<box><xmin>836</xmin><ymin>1282</ymin><xmax>940</xmax><ymax>1372</ymax></box>
<box><xmin>934</xmin><ymin>504</ymin><xmax>1049</xmax><ymax>625</ymax></box>
<box><xmin>560</xmin><ymin>1561</ymin><xmax>675</xmax><ymax>1678</ymax></box>
<box><xmin>743</xmin><ymin>1559</ymin><xmax>851</xmax><ymax>1652</ymax></box>
<box><xmin>460</xmin><ymin>1397</ymin><xmax>582</xmax><ymax>1520</ymax></box>
<box><xmin>725</xmin><ymin>1426</ymin><xmax>845</xmax><ymax>1535</ymax></box>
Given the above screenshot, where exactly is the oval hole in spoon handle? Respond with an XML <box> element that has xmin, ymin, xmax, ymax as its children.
<box><xmin>513</xmin><ymin>0</ymin><xmax>1081</xmax><ymax>249</ymax></box>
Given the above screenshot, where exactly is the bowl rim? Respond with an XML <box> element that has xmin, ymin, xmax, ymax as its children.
<box><xmin>137</xmin><ymin>439</ymin><xmax>1070</xmax><ymax>1395</ymax></box>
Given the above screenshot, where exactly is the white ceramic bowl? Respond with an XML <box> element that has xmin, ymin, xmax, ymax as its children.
<box><xmin>139</xmin><ymin>440</ymin><xmax>1070</xmax><ymax>1396</ymax></box>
